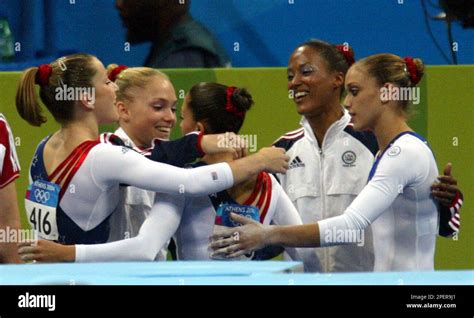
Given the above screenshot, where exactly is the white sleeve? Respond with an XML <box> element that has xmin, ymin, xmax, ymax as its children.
<box><xmin>271</xmin><ymin>182</ymin><xmax>302</xmax><ymax>226</ymax></box>
<box><xmin>89</xmin><ymin>144</ymin><xmax>234</xmax><ymax>196</ymax></box>
<box><xmin>270</xmin><ymin>182</ymin><xmax>320</xmax><ymax>270</ymax></box>
<box><xmin>318</xmin><ymin>143</ymin><xmax>427</xmax><ymax>247</ymax></box>
<box><xmin>75</xmin><ymin>192</ymin><xmax>184</xmax><ymax>262</ymax></box>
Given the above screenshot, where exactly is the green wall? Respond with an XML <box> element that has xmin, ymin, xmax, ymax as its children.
<box><xmin>0</xmin><ymin>66</ymin><xmax>472</xmax><ymax>270</ymax></box>
<box><xmin>425</xmin><ymin>66</ymin><xmax>474</xmax><ymax>270</ymax></box>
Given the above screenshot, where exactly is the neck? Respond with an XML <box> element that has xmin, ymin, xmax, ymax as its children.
<box><xmin>305</xmin><ymin>101</ymin><xmax>344</xmax><ymax>147</ymax></box>
<box><xmin>120</xmin><ymin>125</ymin><xmax>150</xmax><ymax>149</ymax></box>
<box><xmin>58</xmin><ymin>118</ymin><xmax>99</xmax><ymax>149</ymax></box>
<box><xmin>373</xmin><ymin>111</ymin><xmax>412</xmax><ymax>153</ymax></box>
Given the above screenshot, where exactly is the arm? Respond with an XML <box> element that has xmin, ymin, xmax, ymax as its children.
<box><xmin>211</xmin><ymin>143</ymin><xmax>423</xmax><ymax>257</ymax></box>
<box><xmin>92</xmin><ymin>144</ymin><xmax>288</xmax><ymax>197</ymax></box>
<box><xmin>148</xmin><ymin>132</ymin><xmax>247</xmax><ymax>167</ymax></box>
<box><xmin>0</xmin><ymin>182</ymin><xmax>22</xmax><ymax>263</ymax></box>
<box><xmin>0</xmin><ymin>116</ymin><xmax>21</xmax><ymax>263</ymax></box>
<box><xmin>210</xmin><ymin>184</ymin><xmax>320</xmax><ymax>258</ymax></box>
<box><xmin>268</xmin><ymin>184</ymin><xmax>321</xmax><ymax>271</ymax></box>
<box><xmin>431</xmin><ymin>163</ymin><xmax>463</xmax><ymax>237</ymax></box>
<box><xmin>248</xmin><ymin>182</ymin><xmax>294</xmax><ymax>260</ymax></box>
<box><xmin>18</xmin><ymin>192</ymin><xmax>184</xmax><ymax>262</ymax></box>
<box><xmin>210</xmin><ymin>216</ymin><xmax>320</xmax><ymax>259</ymax></box>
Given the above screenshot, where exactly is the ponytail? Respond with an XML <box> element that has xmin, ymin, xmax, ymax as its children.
<box><xmin>15</xmin><ymin>53</ymin><xmax>97</xmax><ymax>127</ymax></box>
<box><xmin>16</xmin><ymin>67</ymin><xmax>47</xmax><ymax>126</ymax></box>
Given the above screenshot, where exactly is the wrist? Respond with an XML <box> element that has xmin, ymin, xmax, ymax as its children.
<box><xmin>263</xmin><ymin>225</ymin><xmax>280</xmax><ymax>246</ymax></box>
<box><xmin>63</xmin><ymin>245</ymin><xmax>76</xmax><ymax>262</ymax></box>
<box><xmin>252</xmin><ymin>152</ymin><xmax>266</xmax><ymax>173</ymax></box>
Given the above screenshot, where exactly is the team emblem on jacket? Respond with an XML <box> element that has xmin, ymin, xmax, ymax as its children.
<box><xmin>342</xmin><ymin>151</ymin><xmax>356</xmax><ymax>167</ymax></box>
<box><xmin>387</xmin><ymin>146</ymin><xmax>401</xmax><ymax>157</ymax></box>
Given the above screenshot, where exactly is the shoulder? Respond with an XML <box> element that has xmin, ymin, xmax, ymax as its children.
<box><xmin>272</xmin><ymin>128</ymin><xmax>305</xmax><ymax>151</ymax></box>
<box><xmin>378</xmin><ymin>133</ymin><xmax>433</xmax><ymax>178</ymax></box>
<box><xmin>390</xmin><ymin>133</ymin><xmax>432</xmax><ymax>160</ymax></box>
<box><xmin>168</xmin><ymin>19</ymin><xmax>229</xmax><ymax>66</ymax></box>
<box><xmin>88</xmin><ymin>142</ymin><xmax>130</xmax><ymax>161</ymax></box>
<box><xmin>92</xmin><ymin>141</ymin><xmax>131</xmax><ymax>154</ymax></box>
<box><xmin>394</xmin><ymin>134</ymin><xmax>434</xmax><ymax>169</ymax></box>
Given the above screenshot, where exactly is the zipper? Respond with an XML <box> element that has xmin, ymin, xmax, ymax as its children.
<box><xmin>309</xmin><ymin>111</ymin><xmax>347</xmax><ymax>272</ymax></box>
<box><xmin>318</xmin><ymin>147</ymin><xmax>329</xmax><ymax>271</ymax></box>
<box><xmin>318</xmin><ymin>116</ymin><xmax>343</xmax><ymax>272</ymax></box>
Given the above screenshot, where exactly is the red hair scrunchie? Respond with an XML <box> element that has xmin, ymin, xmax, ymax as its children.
<box><xmin>108</xmin><ymin>65</ymin><xmax>128</xmax><ymax>82</ymax></box>
<box><xmin>335</xmin><ymin>44</ymin><xmax>355</xmax><ymax>67</ymax></box>
<box><xmin>35</xmin><ymin>64</ymin><xmax>53</xmax><ymax>86</ymax></box>
<box><xmin>403</xmin><ymin>57</ymin><xmax>421</xmax><ymax>85</ymax></box>
<box><xmin>225</xmin><ymin>86</ymin><xmax>245</xmax><ymax>119</ymax></box>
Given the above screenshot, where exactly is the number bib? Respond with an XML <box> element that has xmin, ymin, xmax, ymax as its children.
<box><xmin>215</xmin><ymin>203</ymin><xmax>260</xmax><ymax>227</ymax></box>
<box><xmin>25</xmin><ymin>180</ymin><xmax>60</xmax><ymax>240</ymax></box>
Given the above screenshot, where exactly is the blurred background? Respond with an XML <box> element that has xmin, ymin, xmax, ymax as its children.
<box><xmin>0</xmin><ymin>0</ymin><xmax>473</xmax><ymax>70</ymax></box>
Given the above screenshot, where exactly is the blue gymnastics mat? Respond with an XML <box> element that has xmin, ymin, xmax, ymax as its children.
<box><xmin>0</xmin><ymin>262</ymin><xmax>472</xmax><ymax>285</ymax></box>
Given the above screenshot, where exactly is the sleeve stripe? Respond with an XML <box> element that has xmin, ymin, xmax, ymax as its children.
<box><xmin>0</xmin><ymin>144</ymin><xmax>5</xmax><ymax>176</ymax></box>
<box><xmin>0</xmin><ymin>172</ymin><xmax>20</xmax><ymax>189</ymax></box>
<box><xmin>451</xmin><ymin>218</ymin><xmax>460</xmax><ymax>226</ymax></box>
<box><xmin>448</xmin><ymin>220</ymin><xmax>459</xmax><ymax>232</ymax></box>
<box><xmin>273</xmin><ymin>130</ymin><xmax>304</xmax><ymax>144</ymax></box>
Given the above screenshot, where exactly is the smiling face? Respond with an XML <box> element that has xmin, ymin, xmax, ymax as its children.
<box><xmin>287</xmin><ymin>45</ymin><xmax>341</xmax><ymax>118</ymax></box>
<box><xmin>344</xmin><ymin>65</ymin><xmax>384</xmax><ymax>131</ymax></box>
<box><xmin>118</xmin><ymin>75</ymin><xmax>177</xmax><ymax>147</ymax></box>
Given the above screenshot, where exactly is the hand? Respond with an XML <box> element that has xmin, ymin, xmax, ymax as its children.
<box><xmin>18</xmin><ymin>240</ymin><xmax>75</xmax><ymax>263</ymax></box>
<box><xmin>256</xmin><ymin>147</ymin><xmax>289</xmax><ymax>174</ymax></box>
<box><xmin>201</xmin><ymin>132</ymin><xmax>247</xmax><ymax>159</ymax></box>
<box><xmin>431</xmin><ymin>163</ymin><xmax>461</xmax><ymax>206</ymax></box>
<box><xmin>210</xmin><ymin>213</ymin><xmax>268</xmax><ymax>258</ymax></box>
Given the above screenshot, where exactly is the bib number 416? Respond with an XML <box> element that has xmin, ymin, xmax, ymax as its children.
<box><xmin>29</xmin><ymin>207</ymin><xmax>52</xmax><ymax>235</ymax></box>
<box><xmin>24</xmin><ymin>199</ymin><xmax>59</xmax><ymax>241</ymax></box>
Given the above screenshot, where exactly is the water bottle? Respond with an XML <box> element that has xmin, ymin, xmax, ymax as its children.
<box><xmin>0</xmin><ymin>17</ymin><xmax>14</xmax><ymax>62</ymax></box>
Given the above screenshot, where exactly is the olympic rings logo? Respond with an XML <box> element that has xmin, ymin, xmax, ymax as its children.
<box><xmin>34</xmin><ymin>189</ymin><xmax>50</xmax><ymax>204</ymax></box>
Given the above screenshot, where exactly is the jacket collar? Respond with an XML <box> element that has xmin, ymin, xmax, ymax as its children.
<box><xmin>300</xmin><ymin>107</ymin><xmax>351</xmax><ymax>151</ymax></box>
<box><xmin>114</xmin><ymin>127</ymin><xmax>137</xmax><ymax>150</ymax></box>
